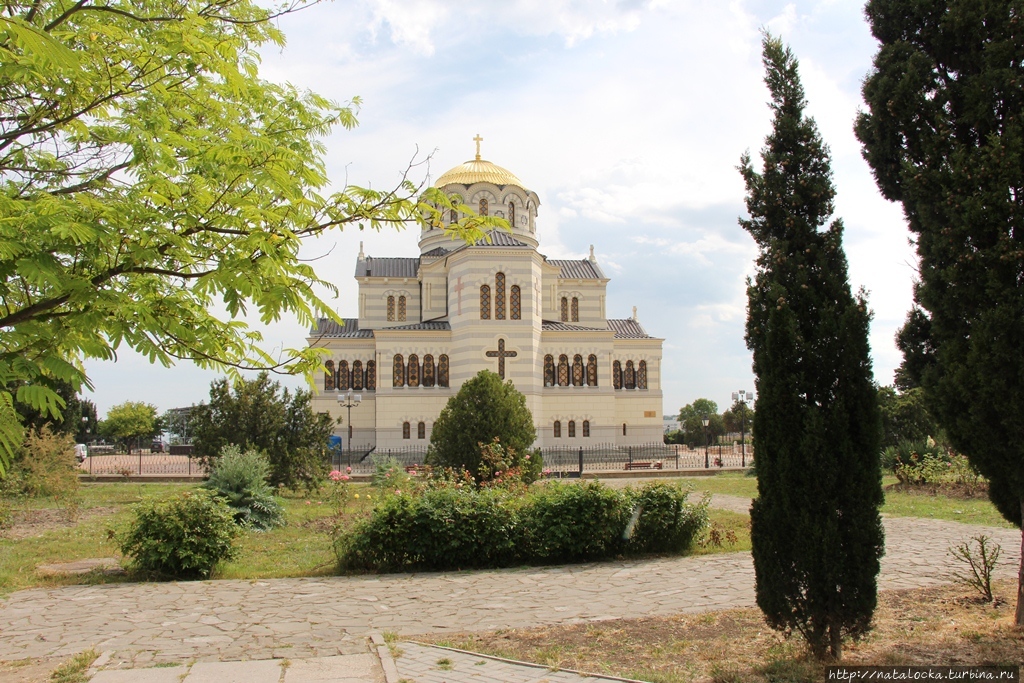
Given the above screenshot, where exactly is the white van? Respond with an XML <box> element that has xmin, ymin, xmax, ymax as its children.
<box><xmin>74</xmin><ymin>444</ymin><xmax>88</xmax><ymax>462</ymax></box>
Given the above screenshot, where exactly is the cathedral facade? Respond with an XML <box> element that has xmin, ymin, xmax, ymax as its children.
<box><xmin>307</xmin><ymin>144</ymin><xmax>664</xmax><ymax>449</ymax></box>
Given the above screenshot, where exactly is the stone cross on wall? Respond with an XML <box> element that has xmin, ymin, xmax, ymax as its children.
<box><xmin>485</xmin><ymin>338</ymin><xmax>517</xmax><ymax>379</ymax></box>
<box><xmin>452</xmin><ymin>276</ymin><xmax>467</xmax><ymax>315</ymax></box>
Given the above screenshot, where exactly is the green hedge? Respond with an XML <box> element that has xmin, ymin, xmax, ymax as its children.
<box><xmin>336</xmin><ymin>480</ymin><xmax>707</xmax><ymax>571</ymax></box>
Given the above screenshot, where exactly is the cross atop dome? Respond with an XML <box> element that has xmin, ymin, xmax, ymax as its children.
<box><xmin>474</xmin><ymin>133</ymin><xmax>483</xmax><ymax>161</ymax></box>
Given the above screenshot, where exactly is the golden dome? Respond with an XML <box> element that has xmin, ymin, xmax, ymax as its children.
<box><xmin>433</xmin><ymin>158</ymin><xmax>526</xmax><ymax>190</ymax></box>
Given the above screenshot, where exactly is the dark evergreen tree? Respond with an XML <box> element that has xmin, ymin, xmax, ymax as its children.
<box><xmin>191</xmin><ymin>372</ymin><xmax>333</xmax><ymax>489</ymax></box>
<box><xmin>741</xmin><ymin>35</ymin><xmax>884</xmax><ymax>660</ymax></box>
<box><xmin>855</xmin><ymin>0</ymin><xmax>1024</xmax><ymax>624</ymax></box>
<box><xmin>427</xmin><ymin>370</ymin><xmax>536</xmax><ymax>479</ymax></box>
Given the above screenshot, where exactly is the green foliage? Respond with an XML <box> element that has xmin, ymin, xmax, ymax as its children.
<box><xmin>99</xmin><ymin>401</ymin><xmax>160</xmax><ymax>451</ymax></box>
<box><xmin>626</xmin><ymin>483</ymin><xmax>709</xmax><ymax>555</ymax></box>
<box><xmin>191</xmin><ymin>372</ymin><xmax>333</xmax><ymax>489</ymax></box>
<box><xmin>336</xmin><ymin>487</ymin><xmax>520</xmax><ymax>571</ymax></box>
<box><xmin>877</xmin><ymin>387</ymin><xmax>940</xmax><ymax>450</ymax></box>
<box><xmin>427</xmin><ymin>371</ymin><xmax>536</xmax><ymax>477</ymax></box>
<box><xmin>335</xmin><ymin>480</ymin><xmax>708</xmax><ymax>572</ymax></box>
<box><xmin>856</xmin><ymin>0</ymin><xmax>1024</xmax><ymax>619</ymax></box>
<box><xmin>0</xmin><ymin>0</ymin><xmax>501</xmax><ymax>481</ymax></box>
<box><xmin>202</xmin><ymin>445</ymin><xmax>284</xmax><ymax>531</ymax></box>
<box><xmin>476</xmin><ymin>438</ymin><xmax>542</xmax><ymax>488</ymax></box>
<box><xmin>677</xmin><ymin>399</ymin><xmax>726</xmax><ymax>448</ymax></box>
<box><xmin>117</xmin><ymin>489</ymin><xmax>238</xmax><ymax>579</ymax></box>
<box><xmin>741</xmin><ymin>35</ymin><xmax>884</xmax><ymax>660</ymax></box>
<box><xmin>722</xmin><ymin>400</ymin><xmax>754</xmax><ymax>437</ymax></box>
<box><xmin>2</xmin><ymin>426</ymin><xmax>79</xmax><ymax>501</ymax></box>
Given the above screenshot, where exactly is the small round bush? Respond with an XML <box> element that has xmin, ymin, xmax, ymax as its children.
<box><xmin>117</xmin><ymin>489</ymin><xmax>238</xmax><ymax>579</ymax></box>
<box><xmin>203</xmin><ymin>444</ymin><xmax>284</xmax><ymax>530</ymax></box>
<box><xmin>625</xmin><ymin>482</ymin><xmax>708</xmax><ymax>554</ymax></box>
<box><xmin>522</xmin><ymin>481</ymin><xmax>629</xmax><ymax>562</ymax></box>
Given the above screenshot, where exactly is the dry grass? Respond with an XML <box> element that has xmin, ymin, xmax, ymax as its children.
<box><xmin>424</xmin><ymin>580</ymin><xmax>1024</xmax><ymax>683</ymax></box>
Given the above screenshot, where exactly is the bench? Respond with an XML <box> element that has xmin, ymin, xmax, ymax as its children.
<box><xmin>624</xmin><ymin>461</ymin><xmax>662</xmax><ymax>471</ymax></box>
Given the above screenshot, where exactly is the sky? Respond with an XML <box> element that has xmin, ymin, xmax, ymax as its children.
<box><xmin>84</xmin><ymin>0</ymin><xmax>916</xmax><ymax>419</ymax></box>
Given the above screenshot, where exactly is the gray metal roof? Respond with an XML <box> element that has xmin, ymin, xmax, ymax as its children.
<box><xmin>355</xmin><ymin>257</ymin><xmax>420</xmax><ymax>278</ymax></box>
<box><xmin>381</xmin><ymin>321</ymin><xmax>451</xmax><ymax>331</ymax></box>
<box><xmin>542</xmin><ymin>321</ymin><xmax>607</xmax><ymax>332</ymax></box>
<box><xmin>420</xmin><ymin>247</ymin><xmax>449</xmax><ymax>258</ymax></box>
<box><xmin>474</xmin><ymin>230</ymin><xmax>529</xmax><ymax>247</ymax></box>
<box><xmin>548</xmin><ymin>259</ymin><xmax>604</xmax><ymax>279</ymax></box>
<box><xmin>309</xmin><ymin>318</ymin><xmax>374</xmax><ymax>338</ymax></box>
<box><xmin>606</xmin><ymin>318</ymin><xmax>654</xmax><ymax>339</ymax></box>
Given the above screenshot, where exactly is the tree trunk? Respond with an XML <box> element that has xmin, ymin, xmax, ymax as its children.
<box><xmin>829</xmin><ymin>623</ymin><xmax>843</xmax><ymax>661</ymax></box>
<box><xmin>1016</xmin><ymin>499</ymin><xmax>1023</xmax><ymax>627</ymax></box>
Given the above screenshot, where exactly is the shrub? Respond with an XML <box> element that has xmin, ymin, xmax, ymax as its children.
<box><xmin>202</xmin><ymin>445</ymin><xmax>284</xmax><ymax>530</ymax></box>
<box><xmin>521</xmin><ymin>481</ymin><xmax>629</xmax><ymax>562</ymax></box>
<box><xmin>117</xmin><ymin>489</ymin><xmax>238</xmax><ymax>579</ymax></box>
<box><xmin>2</xmin><ymin>426</ymin><xmax>79</xmax><ymax>502</ymax></box>
<box><xmin>337</xmin><ymin>486</ymin><xmax>521</xmax><ymax>571</ymax></box>
<box><xmin>427</xmin><ymin>370</ymin><xmax>535</xmax><ymax>477</ymax></box>
<box><xmin>624</xmin><ymin>482</ymin><xmax>708</xmax><ymax>554</ymax></box>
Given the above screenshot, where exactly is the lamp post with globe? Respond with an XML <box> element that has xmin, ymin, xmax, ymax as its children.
<box><xmin>732</xmin><ymin>390</ymin><xmax>753</xmax><ymax>467</ymax></box>
<box><xmin>337</xmin><ymin>390</ymin><xmax>362</xmax><ymax>467</ymax></box>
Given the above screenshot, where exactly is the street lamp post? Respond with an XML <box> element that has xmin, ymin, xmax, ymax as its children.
<box><xmin>732</xmin><ymin>390</ymin><xmax>753</xmax><ymax>468</ymax></box>
<box><xmin>337</xmin><ymin>390</ymin><xmax>362</xmax><ymax>468</ymax></box>
<box><xmin>701</xmin><ymin>415</ymin><xmax>710</xmax><ymax>469</ymax></box>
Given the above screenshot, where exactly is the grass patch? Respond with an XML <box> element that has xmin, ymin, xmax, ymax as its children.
<box><xmin>49</xmin><ymin>649</ymin><xmax>98</xmax><ymax>683</ymax></box>
<box><xmin>675</xmin><ymin>472</ymin><xmax>1013</xmax><ymax>529</ymax></box>
<box><xmin>423</xmin><ymin>580</ymin><xmax>1024</xmax><ymax>682</ymax></box>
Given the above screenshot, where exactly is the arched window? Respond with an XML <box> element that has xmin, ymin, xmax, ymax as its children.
<box><xmin>398</xmin><ymin>295</ymin><xmax>407</xmax><ymax>321</ymax></box>
<box><xmin>338</xmin><ymin>360</ymin><xmax>350</xmax><ymax>391</ymax></box>
<box><xmin>449</xmin><ymin>194</ymin><xmax>461</xmax><ymax>224</ymax></box>
<box><xmin>623</xmin><ymin>423</ymin><xmax>628</xmax><ymax>436</ymax></box>
<box><xmin>509</xmin><ymin>201</ymin><xmax>516</xmax><ymax>227</ymax></box>
<box><xmin>393</xmin><ymin>354</ymin><xmax>404</xmax><ymax>387</ymax></box>
<box><xmin>511</xmin><ymin>285</ymin><xmax>521</xmax><ymax>320</ymax></box>
<box><xmin>560</xmin><ymin>297</ymin><xmax>568</xmax><ymax>322</ymax></box>
<box><xmin>553</xmin><ymin>420</ymin><xmax>561</xmax><ymax>438</ymax></box>
<box><xmin>587</xmin><ymin>355</ymin><xmax>598</xmax><ymax>386</ymax></box>
<box><xmin>495</xmin><ymin>272</ymin><xmax>506</xmax><ymax>320</ymax></box>
<box><xmin>613</xmin><ymin>360</ymin><xmax>622</xmax><ymax>390</ymax></box>
<box><xmin>543</xmin><ymin>355</ymin><xmax>555</xmax><ymax>386</ymax></box>
<box><xmin>438</xmin><ymin>354</ymin><xmax>450</xmax><ymax>387</ymax></box>
<box><xmin>638</xmin><ymin>361</ymin><xmax>648</xmax><ymax>390</ymax></box>
<box><xmin>480</xmin><ymin>284</ymin><xmax>491</xmax><ymax>319</ymax></box>
<box><xmin>625</xmin><ymin>360</ymin><xmax>636</xmax><ymax>390</ymax></box>
<box><xmin>571</xmin><ymin>297</ymin><xmax>579</xmax><ymax>322</ymax></box>
<box><xmin>568</xmin><ymin>420</ymin><xmax>576</xmax><ymax>438</ymax></box>
<box><xmin>402</xmin><ymin>422</ymin><xmax>410</xmax><ymax>439</ymax></box>
<box><xmin>324</xmin><ymin>360</ymin><xmax>335</xmax><ymax>391</ymax></box>
<box><xmin>417</xmin><ymin>421</ymin><xmax>426</xmax><ymax>439</ymax></box>
<box><xmin>557</xmin><ymin>354</ymin><xmax>569</xmax><ymax>386</ymax></box>
<box><xmin>422</xmin><ymin>354</ymin><xmax>435</xmax><ymax>387</ymax></box>
<box><xmin>387</xmin><ymin>295</ymin><xmax>395</xmax><ymax>322</ymax></box>
<box><xmin>407</xmin><ymin>354</ymin><xmax>420</xmax><ymax>387</ymax></box>
<box><xmin>572</xmin><ymin>355</ymin><xmax>584</xmax><ymax>386</ymax></box>
<box><xmin>583</xmin><ymin>420</ymin><xmax>590</xmax><ymax>437</ymax></box>
<box><xmin>352</xmin><ymin>360</ymin><xmax>363</xmax><ymax>391</ymax></box>
<box><xmin>479</xmin><ymin>198</ymin><xmax>488</xmax><ymax>216</ymax></box>
<box><xmin>367</xmin><ymin>360</ymin><xmax>376</xmax><ymax>390</ymax></box>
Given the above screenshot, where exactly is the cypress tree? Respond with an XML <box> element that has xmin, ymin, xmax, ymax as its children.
<box><xmin>740</xmin><ymin>35</ymin><xmax>885</xmax><ymax>660</ymax></box>
<box><xmin>855</xmin><ymin>0</ymin><xmax>1024</xmax><ymax>625</ymax></box>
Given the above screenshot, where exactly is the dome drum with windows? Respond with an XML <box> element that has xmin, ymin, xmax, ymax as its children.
<box><xmin>307</xmin><ymin>136</ymin><xmax>665</xmax><ymax>449</ymax></box>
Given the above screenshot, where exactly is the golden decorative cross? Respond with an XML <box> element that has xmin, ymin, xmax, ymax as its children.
<box><xmin>474</xmin><ymin>134</ymin><xmax>483</xmax><ymax>160</ymax></box>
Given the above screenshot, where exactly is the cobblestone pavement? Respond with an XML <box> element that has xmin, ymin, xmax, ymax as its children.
<box><xmin>1</xmin><ymin>497</ymin><xmax>1019</xmax><ymax>677</ymax></box>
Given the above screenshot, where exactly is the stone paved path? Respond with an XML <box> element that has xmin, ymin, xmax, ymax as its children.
<box><xmin>1</xmin><ymin>506</ymin><xmax>1018</xmax><ymax>672</ymax></box>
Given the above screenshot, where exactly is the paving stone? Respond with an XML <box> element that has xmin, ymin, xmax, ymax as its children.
<box><xmin>184</xmin><ymin>659</ymin><xmax>282</xmax><ymax>683</ymax></box>
<box><xmin>90</xmin><ymin>665</ymin><xmax>189</xmax><ymax>683</ymax></box>
<box><xmin>283</xmin><ymin>654</ymin><xmax>382</xmax><ymax>682</ymax></box>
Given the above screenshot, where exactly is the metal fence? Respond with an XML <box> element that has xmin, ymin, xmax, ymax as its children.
<box><xmin>79</xmin><ymin>454</ymin><xmax>207</xmax><ymax>477</ymax></box>
<box><xmin>333</xmin><ymin>442</ymin><xmax>753</xmax><ymax>476</ymax></box>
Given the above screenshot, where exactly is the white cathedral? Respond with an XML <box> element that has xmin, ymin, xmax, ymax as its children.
<box><xmin>307</xmin><ymin>140</ymin><xmax>664</xmax><ymax>449</ymax></box>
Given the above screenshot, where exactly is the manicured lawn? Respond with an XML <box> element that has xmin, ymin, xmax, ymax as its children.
<box><xmin>675</xmin><ymin>471</ymin><xmax>1014</xmax><ymax>529</ymax></box>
